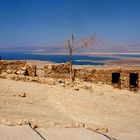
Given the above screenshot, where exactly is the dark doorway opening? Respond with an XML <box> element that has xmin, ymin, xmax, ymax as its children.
<box><xmin>112</xmin><ymin>73</ymin><xmax>121</xmax><ymax>88</ymax></box>
<box><xmin>129</xmin><ymin>73</ymin><xmax>138</xmax><ymax>91</ymax></box>
<box><xmin>112</xmin><ymin>73</ymin><xmax>120</xmax><ymax>83</ymax></box>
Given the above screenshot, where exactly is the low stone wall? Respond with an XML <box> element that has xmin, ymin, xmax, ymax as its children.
<box><xmin>44</xmin><ymin>63</ymin><xmax>140</xmax><ymax>91</ymax></box>
<box><xmin>44</xmin><ymin>63</ymin><xmax>70</xmax><ymax>79</ymax></box>
<box><xmin>44</xmin><ymin>64</ymin><xmax>119</xmax><ymax>84</ymax></box>
<box><xmin>0</xmin><ymin>60</ymin><xmax>36</xmax><ymax>77</ymax></box>
<box><xmin>121</xmin><ymin>70</ymin><xmax>140</xmax><ymax>90</ymax></box>
<box><xmin>26</xmin><ymin>63</ymin><xmax>36</xmax><ymax>77</ymax></box>
<box><xmin>0</xmin><ymin>61</ymin><xmax>140</xmax><ymax>91</ymax></box>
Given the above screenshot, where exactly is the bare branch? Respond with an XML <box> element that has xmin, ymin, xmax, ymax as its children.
<box><xmin>67</xmin><ymin>39</ymin><xmax>71</xmax><ymax>49</ymax></box>
<box><xmin>64</xmin><ymin>33</ymin><xmax>101</xmax><ymax>82</ymax></box>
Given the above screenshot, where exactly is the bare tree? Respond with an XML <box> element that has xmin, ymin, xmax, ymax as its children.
<box><xmin>65</xmin><ymin>33</ymin><xmax>100</xmax><ymax>82</ymax></box>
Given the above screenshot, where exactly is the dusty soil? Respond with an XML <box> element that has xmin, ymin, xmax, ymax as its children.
<box><xmin>0</xmin><ymin>78</ymin><xmax>140</xmax><ymax>139</ymax></box>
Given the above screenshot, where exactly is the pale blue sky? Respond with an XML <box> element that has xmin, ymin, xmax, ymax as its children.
<box><xmin>0</xmin><ymin>0</ymin><xmax>140</xmax><ymax>49</ymax></box>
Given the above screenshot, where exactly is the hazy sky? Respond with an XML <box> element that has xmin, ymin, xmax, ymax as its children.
<box><xmin>0</xmin><ymin>0</ymin><xmax>140</xmax><ymax>48</ymax></box>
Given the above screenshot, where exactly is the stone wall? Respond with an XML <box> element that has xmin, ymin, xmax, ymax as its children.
<box><xmin>44</xmin><ymin>63</ymin><xmax>140</xmax><ymax>91</ymax></box>
<box><xmin>44</xmin><ymin>63</ymin><xmax>70</xmax><ymax>79</ymax></box>
<box><xmin>26</xmin><ymin>63</ymin><xmax>36</xmax><ymax>77</ymax></box>
<box><xmin>0</xmin><ymin>61</ymin><xmax>140</xmax><ymax>91</ymax></box>
<box><xmin>121</xmin><ymin>70</ymin><xmax>140</xmax><ymax>91</ymax></box>
<box><xmin>0</xmin><ymin>60</ymin><xmax>36</xmax><ymax>77</ymax></box>
<box><xmin>44</xmin><ymin>64</ymin><xmax>120</xmax><ymax>84</ymax></box>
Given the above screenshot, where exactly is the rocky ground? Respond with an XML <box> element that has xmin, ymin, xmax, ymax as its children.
<box><xmin>0</xmin><ymin>78</ymin><xmax>140</xmax><ymax>139</ymax></box>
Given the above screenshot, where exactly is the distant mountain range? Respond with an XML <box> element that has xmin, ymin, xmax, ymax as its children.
<box><xmin>83</xmin><ymin>42</ymin><xmax>140</xmax><ymax>53</ymax></box>
<box><xmin>0</xmin><ymin>42</ymin><xmax>140</xmax><ymax>53</ymax></box>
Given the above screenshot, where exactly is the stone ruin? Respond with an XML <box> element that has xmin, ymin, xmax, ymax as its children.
<box><xmin>0</xmin><ymin>60</ymin><xmax>36</xmax><ymax>77</ymax></box>
<box><xmin>0</xmin><ymin>60</ymin><xmax>140</xmax><ymax>91</ymax></box>
<box><xmin>44</xmin><ymin>63</ymin><xmax>140</xmax><ymax>92</ymax></box>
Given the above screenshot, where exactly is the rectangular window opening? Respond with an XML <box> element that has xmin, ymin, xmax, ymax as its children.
<box><xmin>129</xmin><ymin>73</ymin><xmax>138</xmax><ymax>91</ymax></box>
<box><xmin>112</xmin><ymin>73</ymin><xmax>120</xmax><ymax>84</ymax></box>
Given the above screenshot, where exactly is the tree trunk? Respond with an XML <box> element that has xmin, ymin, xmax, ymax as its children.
<box><xmin>69</xmin><ymin>47</ymin><xmax>73</xmax><ymax>82</ymax></box>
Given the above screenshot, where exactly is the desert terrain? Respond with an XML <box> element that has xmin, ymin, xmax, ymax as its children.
<box><xmin>0</xmin><ymin>77</ymin><xmax>140</xmax><ymax>139</ymax></box>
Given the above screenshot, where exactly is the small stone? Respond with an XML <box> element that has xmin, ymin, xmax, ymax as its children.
<box><xmin>74</xmin><ymin>87</ymin><xmax>79</xmax><ymax>91</ymax></box>
<box><xmin>81</xmin><ymin>85</ymin><xmax>92</xmax><ymax>90</ymax></box>
<box><xmin>19</xmin><ymin>92</ymin><xmax>26</xmax><ymax>97</ymax></box>
<box><xmin>17</xmin><ymin>120</ymin><xmax>23</xmax><ymax>126</ymax></box>
<box><xmin>58</xmin><ymin>79</ymin><xmax>65</xmax><ymax>83</ymax></box>
<box><xmin>17</xmin><ymin>119</ymin><xmax>29</xmax><ymax>126</ymax></box>
<box><xmin>6</xmin><ymin>69</ymin><xmax>12</xmax><ymax>74</ymax></box>
<box><xmin>60</xmin><ymin>83</ymin><xmax>65</xmax><ymax>87</ymax></box>
<box><xmin>48</xmin><ymin>65</ymin><xmax>53</xmax><ymax>70</ymax></box>
<box><xmin>95</xmin><ymin>127</ymin><xmax>108</xmax><ymax>133</ymax></box>
<box><xmin>32</xmin><ymin>124</ymin><xmax>38</xmax><ymax>129</ymax></box>
<box><xmin>21</xmin><ymin>67</ymin><xmax>27</xmax><ymax>71</ymax></box>
<box><xmin>31</xmin><ymin>77</ymin><xmax>39</xmax><ymax>83</ymax></box>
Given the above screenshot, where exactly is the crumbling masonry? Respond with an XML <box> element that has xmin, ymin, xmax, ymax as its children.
<box><xmin>44</xmin><ymin>63</ymin><xmax>140</xmax><ymax>91</ymax></box>
<box><xmin>0</xmin><ymin>60</ymin><xmax>140</xmax><ymax>91</ymax></box>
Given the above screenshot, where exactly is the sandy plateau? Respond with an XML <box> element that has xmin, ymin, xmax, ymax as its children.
<box><xmin>0</xmin><ymin>77</ymin><xmax>140</xmax><ymax>139</ymax></box>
